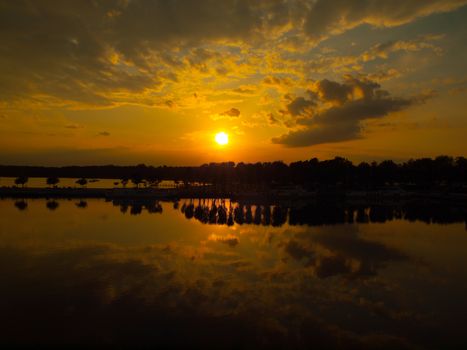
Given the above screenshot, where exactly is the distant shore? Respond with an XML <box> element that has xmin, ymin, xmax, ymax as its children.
<box><xmin>1</xmin><ymin>186</ymin><xmax>466</xmax><ymax>204</ymax></box>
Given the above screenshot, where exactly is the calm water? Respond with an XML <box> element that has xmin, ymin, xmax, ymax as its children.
<box><xmin>0</xmin><ymin>198</ymin><xmax>466</xmax><ymax>348</ymax></box>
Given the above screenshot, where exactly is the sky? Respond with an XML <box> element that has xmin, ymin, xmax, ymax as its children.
<box><xmin>1</xmin><ymin>0</ymin><xmax>467</xmax><ymax>166</ymax></box>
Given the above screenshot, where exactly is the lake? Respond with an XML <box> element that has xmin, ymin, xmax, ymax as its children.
<box><xmin>0</xmin><ymin>198</ymin><xmax>466</xmax><ymax>348</ymax></box>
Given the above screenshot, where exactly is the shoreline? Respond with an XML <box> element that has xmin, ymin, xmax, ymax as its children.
<box><xmin>1</xmin><ymin>186</ymin><xmax>466</xmax><ymax>205</ymax></box>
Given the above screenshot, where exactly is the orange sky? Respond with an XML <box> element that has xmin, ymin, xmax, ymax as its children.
<box><xmin>0</xmin><ymin>1</ymin><xmax>466</xmax><ymax>165</ymax></box>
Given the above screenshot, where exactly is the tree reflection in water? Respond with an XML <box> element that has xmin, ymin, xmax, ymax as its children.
<box><xmin>14</xmin><ymin>200</ymin><xmax>28</xmax><ymax>211</ymax></box>
<box><xmin>9</xmin><ymin>198</ymin><xmax>467</xmax><ymax>228</ymax></box>
<box><xmin>75</xmin><ymin>200</ymin><xmax>88</xmax><ymax>209</ymax></box>
<box><xmin>110</xmin><ymin>199</ymin><xmax>163</xmax><ymax>216</ymax></box>
<box><xmin>178</xmin><ymin>199</ymin><xmax>467</xmax><ymax>227</ymax></box>
<box><xmin>45</xmin><ymin>200</ymin><xmax>59</xmax><ymax>211</ymax></box>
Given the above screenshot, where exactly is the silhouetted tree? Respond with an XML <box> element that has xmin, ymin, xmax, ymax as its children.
<box><xmin>76</xmin><ymin>178</ymin><xmax>87</xmax><ymax>187</ymax></box>
<box><xmin>14</xmin><ymin>176</ymin><xmax>28</xmax><ymax>187</ymax></box>
<box><xmin>357</xmin><ymin>162</ymin><xmax>372</xmax><ymax>188</ymax></box>
<box><xmin>46</xmin><ymin>176</ymin><xmax>60</xmax><ymax>187</ymax></box>
<box><xmin>121</xmin><ymin>177</ymin><xmax>129</xmax><ymax>188</ymax></box>
<box><xmin>378</xmin><ymin>160</ymin><xmax>399</xmax><ymax>185</ymax></box>
<box><xmin>131</xmin><ymin>174</ymin><xmax>144</xmax><ymax>188</ymax></box>
<box><xmin>1</xmin><ymin>155</ymin><xmax>466</xmax><ymax>191</ymax></box>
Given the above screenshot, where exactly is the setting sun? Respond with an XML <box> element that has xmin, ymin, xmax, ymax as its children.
<box><xmin>215</xmin><ymin>132</ymin><xmax>229</xmax><ymax>146</ymax></box>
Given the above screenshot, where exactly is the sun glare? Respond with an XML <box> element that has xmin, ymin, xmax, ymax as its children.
<box><xmin>215</xmin><ymin>132</ymin><xmax>229</xmax><ymax>146</ymax></box>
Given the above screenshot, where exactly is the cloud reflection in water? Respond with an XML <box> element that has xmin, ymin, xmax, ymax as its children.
<box><xmin>1</xmin><ymin>198</ymin><xmax>466</xmax><ymax>348</ymax></box>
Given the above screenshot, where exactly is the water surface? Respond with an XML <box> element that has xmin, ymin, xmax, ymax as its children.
<box><xmin>0</xmin><ymin>198</ymin><xmax>466</xmax><ymax>348</ymax></box>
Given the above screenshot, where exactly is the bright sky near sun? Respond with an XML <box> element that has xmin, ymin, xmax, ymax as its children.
<box><xmin>0</xmin><ymin>1</ymin><xmax>467</xmax><ymax>166</ymax></box>
<box><xmin>215</xmin><ymin>132</ymin><xmax>229</xmax><ymax>146</ymax></box>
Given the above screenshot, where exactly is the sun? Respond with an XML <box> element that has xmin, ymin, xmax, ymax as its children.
<box><xmin>215</xmin><ymin>132</ymin><xmax>229</xmax><ymax>146</ymax></box>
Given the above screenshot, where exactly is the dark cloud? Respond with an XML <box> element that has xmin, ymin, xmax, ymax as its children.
<box><xmin>312</xmin><ymin>227</ymin><xmax>406</xmax><ymax>266</ymax></box>
<box><xmin>286</xmin><ymin>96</ymin><xmax>316</xmax><ymax>116</ymax></box>
<box><xmin>0</xmin><ymin>0</ymin><xmax>463</xmax><ymax>107</ymax></box>
<box><xmin>314</xmin><ymin>77</ymin><xmax>381</xmax><ymax>105</ymax></box>
<box><xmin>112</xmin><ymin>1</ymin><xmax>268</xmax><ymax>60</ymax></box>
<box><xmin>273</xmin><ymin>122</ymin><xmax>362</xmax><ymax>147</ymax></box>
<box><xmin>284</xmin><ymin>225</ymin><xmax>407</xmax><ymax>279</ymax></box>
<box><xmin>273</xmin><ymin>76</ymin><xmax>423</xmax><ymax>147</ymax></box>
<box><xmin>316</xmin><ymin>255</ymin><xmax>357</xmax><ymax>279</ymax></box>
<box><xmin>315</xmin><ymin>79</ymin><xmax>353</xmax><ymax>105</ymax></box>
<box><xmin>221</xmin><ymin>107</ymin><xmax>241</xmax><ymax>117</ymax></box>
<box><xmin>0</xmin><ymin>0</ymin><xmax>154</xmax><ymax>107</ymax></box>
<box><xmin>284</xmin><ymin>239</ymin><xmax>315</xmax><ymax>263</ymax></box>
<box><xmin>0</xmin><ymin>1</ymin><xmax>283</xmax><ymax>106</ymax></box>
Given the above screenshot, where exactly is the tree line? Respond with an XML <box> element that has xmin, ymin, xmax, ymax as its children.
<box><xmin>1</xmin><ymin>155</ymin><xmax>466</xmax><ymax>190</ymax></box>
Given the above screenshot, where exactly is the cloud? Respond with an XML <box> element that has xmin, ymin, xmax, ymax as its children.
<box><xmin>286</xmin><ymin>96</ymin><xmax>316</xmax><ymax>116</ymax></box>
<box><xmin>314</xmin><ymin>79</ymin><xmax>354</xmax><ymax>105</ymax></box>
<box><xmin>111</xmin><ymin>1</ymin><xmax>276</xmax><ymax>60</ymax></box>
<box><xmin>273</xmin><ymin>122</ymin><xmax>362</xmax><ymax>147</ymax></box>
<box><xmin>1</xmin><ymin>200</ymin><xmax>464</xmax><ymax>349</ymax></box>
<box><xmin>308</xmin><ymin>36</ymin><xmax>444</xmax><ymax>75</ymax></box>
<box><xmin>0</xmin><ymin>0</ymin><xmax>464</xmax><ymax>110</ymax></box>
<box><xmin>262</xmin><ymin>75</ymin><xmax>294</xmax><ymax>92</ymax></box>
<box><xmin>0</xmin><ymin>1</ymin><xmax>156</xmax><ymax>108</ymax></box>
<box><xmin>367</xmin><ymin>68</ymin><xmax>402</xmax><ymax>82</ymax></box>
<box><xmin>268</xmin><ymin>113</ymin><xmax>280</xmax><ymax>125</ymax></box>
<box><xmin>208</xmin><ymin>234</ymin><xmax>239</xmax><ymax>247</ymax></box>
<box><xmin>232</xmin><ymin>86</ymin><xmax>256</xmax><ymax>95</ymax></box>
<box><xmin>283</xmin><ymin>224</ymin><xmax>407</xmax><ymax>279</ymax></box>
<box><xmin>303</xmin><ymin>0</ymin><xmax>467</xmax><ymax>43</ymax></box>
<box><xmin>284</xmin><ymin>239</ymin><xmax>315</xmax><ymax>263</ymax></box>
<box><xmin>449</xmin><ymin>86</ymin><xmax>467</xmax><ymax>95</ymax></box>
<box><xmin>361</xmin><ymin>36</ymin><xmax>444</xmax><ymax>61</ymax></box>
<box><xmin>98</xmin><ymin>131</ymin><xmax>111</xmax><ymax>136</ymax></box>
<box><xmin>65</xmin><ymin>124</ymin><xmax>83</xmax><ymax>129</ymax></box>
<box><xmin>221</xmin><ymin>107</ymin><xmax>241</xmax><ymax>117</ymax></box>
<box><xmin>273</xmin><ymin>76</ymin><xmax>426</xmax><ymax>147</ymax></box>
<box><xmin>263</xmin><ymin>76</ymin><xmax>293</xmax><ymax>87</ymax></box>
<box><xmin>0</xmin><ymin>237</ymin><xmax>415</xmax><ymax>349</ymax></box>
